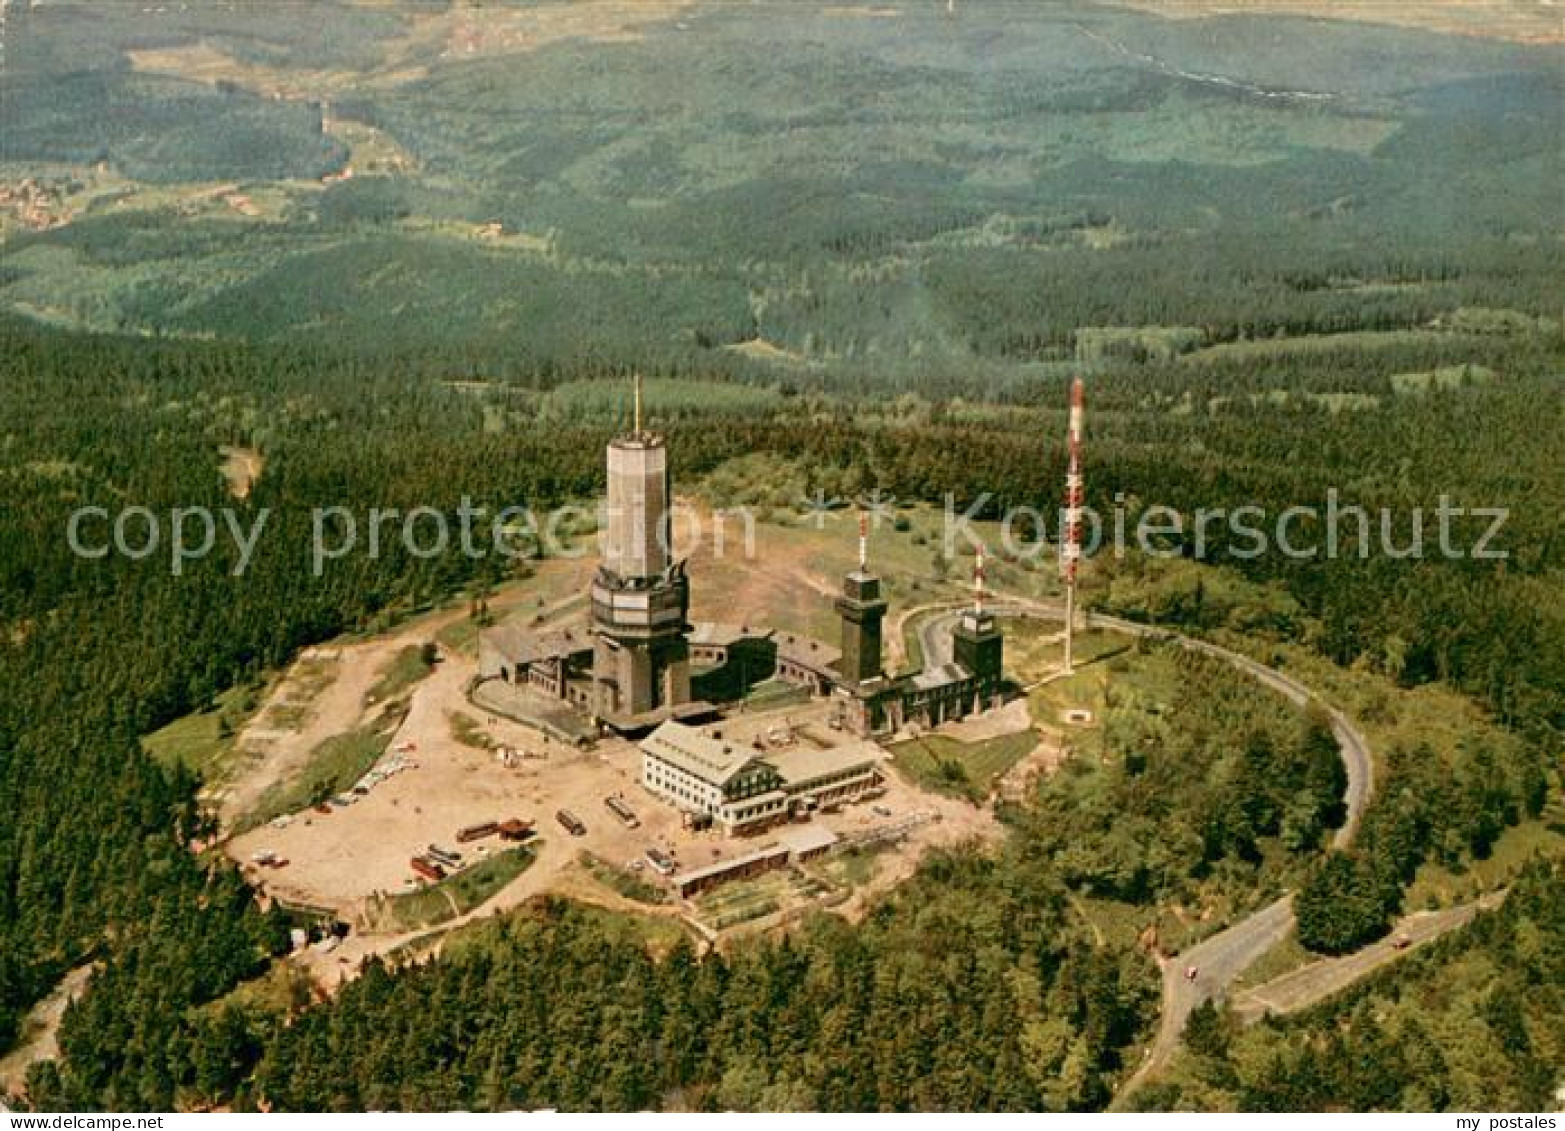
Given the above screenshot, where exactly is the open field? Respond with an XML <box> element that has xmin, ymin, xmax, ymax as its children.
<box><xmin>1226</xmin><ymin>930</ymin><xmax>1314</xmax><ymax>993</ymax></box>
<box><xmin>578</xmin><ymin>851</ymin><xmax>667</xmax><ymax>906</ymax></box>
<box><xmin>1403</xmin><ymin>816</ymin><xmax>1565</xmax><ymax>910</ymax></box>
<box><xmin>216</xmin><ymin>561</ymin><xmax>591</xmax><ymax>826</ymax></box>
<box><xmin>365</xmin><ymin>644</ymin><xmax>434</xmax><ymax>706</ymax></box>
<box><xmin>141</xmin><ymin>682</ymin><xmax>264</xmax><ymax>783</ymax></box>
<box><xmin>1182</xmin><ymin>329</ymin><xmax>1473</xmax><ymax>363</ymax></box>
<box><xmin>1006</xmin><ymin>622</ymin><xmax>1129</xmax><ymax>685</ymax></box>
<box><xmin>242</xmin><ymin>709</ymin><xmax>404</xmax><ymax>834</ymax></box>
<box><xmin>1025</xmin><ymin>632</ymin><xmax>1152</xmax><ymax>732</ymax></box>
<box><xmin>217</xmin><ymin>444</ymin><xmax>263</xmax><ymax>499</ymax></box>
<box><xmin>222</xmin><ymin>642</ymin><xmax>410</xmax><ymax>830</ymax></box>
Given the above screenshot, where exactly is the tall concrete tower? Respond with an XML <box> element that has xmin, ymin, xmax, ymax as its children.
<box><xmin>835</xmin><ymin>511</ymin><xmax>887</xmax><ymax>685</ymax></box>
<box><xmin>591</xmin><ymin>377</ymin><xmax>691</xmax><ymax>725</ymax></box>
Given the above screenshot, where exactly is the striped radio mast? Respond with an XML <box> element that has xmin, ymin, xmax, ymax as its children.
<box><xmin>1062</xmin><ymin>377</ymin><xmax>1085</xmax><ymax>674</ymax></box>
<box><xmin>857</xmin><ymin>508</ymin><xmax>869</xmax><ymax>571</ymax></box>
<box><xmin>973</xmin><ymin>540</ymin><xmax>986</xmax><ymax>615</ymax></box>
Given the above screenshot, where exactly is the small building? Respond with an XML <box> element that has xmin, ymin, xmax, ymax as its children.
<box><xmin>672</xmin><ymin>826</ymin><xmax>839</xmax><ymax>900</ymax></box>
<box><xmin>774</xmin><ymin>631</ymin><xmax>842</xmax><ymax>694</ymax></box>
<box><xmin>674</xmin><ymin>843</ymin><xmax>791</xmax><ymax>899</ymax></box>
<box><xmin>827</xmin><ymin>551</ymin><xmax>1007</xmax><ymax>736</ymax></box>
<box><xmin>778</xmin><ymin>823</ymin><xmax>838</xmax><ymax>864</ymax></box>
<box><xmin>478</xmin><ymin>622</ymin><xmax>594</xmax><ymax>708</ymax></box>
<box><xmin>769</xmin><ymin>741</ymin><xmax>887</xmax><ymax>813</ymax></box>
<box><xmin>687</xmin><ymin>622</ymin><xmax>772</xmax><ymax>667</ymax></box>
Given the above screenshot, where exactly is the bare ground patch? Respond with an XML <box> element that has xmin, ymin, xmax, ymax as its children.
<box><xmin>0</xmin><ymin>964</ymin><xmax>94</xmax><ymax>1099</ymax></box>
<box><xmin>218</xmin><ymin>445</ymin><xmax>264</xmax><ymax>500</ymax></box>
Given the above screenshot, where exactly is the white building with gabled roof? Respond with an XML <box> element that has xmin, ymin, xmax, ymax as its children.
<box><xmin>639</xmin><ymin>721</ymin><xmax>887</xmax><ymax>835</ymax></box>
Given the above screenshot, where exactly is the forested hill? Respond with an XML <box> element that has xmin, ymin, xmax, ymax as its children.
<box><xmin>1</xmin><ymin>308</ymin><xmax>1559</xmax><ymax>1108</ymax></box>
<box><xmin>0</xmin><ymin>0</ymin><xmax>1561</xmax><ymax>1113</ymax></box>
<box><xmin>1142</xmin><ymin>858</ymin><xmax>1563</xmax><ymax>1111</ymax></box>
<box><xmin>0</xmin><ymin>1</ymin><xmax>1559</xmax><ymax>371</ymax></box>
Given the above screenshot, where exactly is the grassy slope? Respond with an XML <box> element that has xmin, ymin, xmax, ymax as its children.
<box><xmin>889</xmin><ymin>731</ymin><xmax>1039</xmax><ymax>804</ymax></box>
<box><xmin>382</xmin><ymin>846</ymin><xmax>537</xmax><ymax>932</ymax></box>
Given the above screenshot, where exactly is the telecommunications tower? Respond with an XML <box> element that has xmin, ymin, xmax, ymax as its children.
<box><xmin>1062</xmin><ymin>377</ymin><xmax>1085</xmax><ymax>674</ymax></box>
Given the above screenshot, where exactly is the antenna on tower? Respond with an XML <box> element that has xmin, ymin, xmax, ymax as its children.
<box><xmin>974</xmin><ymin>541</ymin><xmax>986</xmax><ymax>616</ymax></box>
<box><xmin>633</xmin><ymin>373</ymin><xmax>643</xmax><ymax>435</ymax></box>
<box><xmin>857</xmin><ymin>508</ymin><xmax>869</xmax><ymax>572</ymax></box>
<box><xmin>1063</xmin><ymin>377</ymin><xmax>1085</xmax><ymax>675</ymax></box>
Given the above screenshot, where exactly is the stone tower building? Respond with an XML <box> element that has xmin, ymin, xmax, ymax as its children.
<box><xmin>835</xmin><ymin>513</ymin><xmax>887</xmax><ymax>685</ymax></box>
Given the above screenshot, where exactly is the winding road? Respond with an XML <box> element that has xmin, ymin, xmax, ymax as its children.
<box><xmin>917</xmin><ymin>596</ymin><xmax>1371</xmax><ymax>846</ymax></box>
<box><xmin>910</xmin><ymin>594</ymin><xmax>1375</xmax><ymax>1098</ymax></box>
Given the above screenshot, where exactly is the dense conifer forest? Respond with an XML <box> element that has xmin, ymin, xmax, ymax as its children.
<box><xmin>1</xmin><ymin>0</ymin><xmax>1560</xmax><ymax>1112</ymax></box>
<box><xmin>2</xmin><ymin>305</ymin><xmax>1557</xmax><ymax>1108</ymax></box>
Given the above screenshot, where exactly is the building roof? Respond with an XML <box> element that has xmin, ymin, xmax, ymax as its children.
<box><xmin>640</xmin><ymin>720</ymin><xmax>759</xmax><ymax>787</ymax></box>
<box><xmin>483</xmin><ymin>621</ymin><xmax>591</xmax><ymax>666</ymax></box>
<box><xmin>767</xmin><ymin>739</ymin><xmax>887</xmax><ymax>788</ymax></box>
<box><xmin>954</xmin><ymin>608</ymin><xmax>1001</xmax><ymax>638</ymax></box>
<box><xmin>911</xmin><ymin>661</ymin><xmax>973</xmax><ymax>691</ymax></box>
<box><xmin>687</xmin><ymin>622</ymin><xmax>774</xmax><ymax>648</ymax></box>
<box><xmin>674</xmin><ymin>843</ymin><xmax>790</xmax><ymax>888</ymax></box>
<box><xmin>775</xmin><ymin>631</ymin><xmax>841</xmax><ymax>670</ymax></box>
<box><xmin>777</xmin><ymin>824</ymin><xmax>839</xmax><ymax>856</ymax></box>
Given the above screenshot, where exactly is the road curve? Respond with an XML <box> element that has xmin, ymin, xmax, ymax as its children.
<box><xmin>916</xmin><ymin>597</ymin><xmax>1371</xmax><ymax>846</ymax></box>
<box><xmin>1081</xmin><ymin>609</ymin><xmax>1373</xmax><ymax>850</ymax></box>
<box><xmin>910</xmin><ymin>595</ymin><xmax>1375</xmax><ymax>1100</ymax></box>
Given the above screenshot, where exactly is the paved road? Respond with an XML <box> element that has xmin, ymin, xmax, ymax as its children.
<box><xmin>1128</xmin><ymin>894</ymin><xmax>1296</xmax><ymax>1087</ymax></box>
<box><xmin>1232</xmin><ymin>891</ymin><xmax>1505</xmax><ymax>1022</ymax></box>
<box><xmin>916</xmin><ymin>600</ymin><xmax>1372</xmax><ymax>844</ymax></box>
<box><xmin>1084</xmin><ymin>609</ymin><xmax>1373</xmax><ymax>849</ymax></box>
<box><xmin>911</xmin><ymin>594</ymin><xmax>1376</xmax><ymax>1100</ymax></box>
<box><xmin>913</xmin><ymin>601</ymin><xmax>968</xmax><ymax>670</ymax></box>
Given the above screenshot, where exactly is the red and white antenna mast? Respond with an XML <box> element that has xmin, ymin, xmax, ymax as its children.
<box><xmin>974</xmin><ymin>541</ymin><xmax>986</xmax><ymax>616</ymax></box>
<box><xmin>857</xmin><ymin>508</ymin><xmax>869</xmax><ymax>572</ymax></box>
<box><xmin>1063</xmin><ymin>377</ymin><xmax>1085</xmax><ymax>674</ymax></box>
